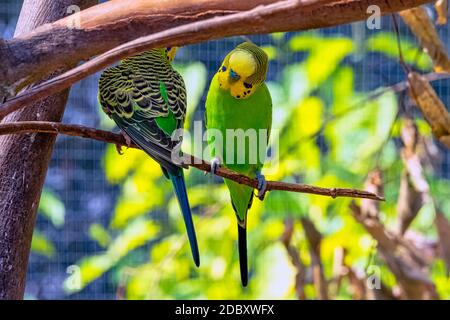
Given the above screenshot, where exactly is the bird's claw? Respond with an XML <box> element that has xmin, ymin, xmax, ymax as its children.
<box><xmin>256</xmin><ymin>172</ymin><xmax>268</xmax><ymax>201</ymax></box>
<box><xmin>210</xmin><ymin>157</ymin><xmax>221</xmax><ymax>176</ymax></box>
<box><xmin>120</xmin><ymin>130</ymin><xmax>132</xmax><ymax>148</ymax></box>
<box><xmin>115</xmin><ymin>144</ymin><xmax>124</xmax><ymax>155</ymax></box>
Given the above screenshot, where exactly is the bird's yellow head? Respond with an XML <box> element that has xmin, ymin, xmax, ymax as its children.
<box><xmin>217</xmin><ymin>42</ymin><xmax>268</xmax><ymax>99</ymax></box>
<box><xmin>165</xmin><ymin>46</ymin><xmax>178</xmax><ymax>62</ymax></box>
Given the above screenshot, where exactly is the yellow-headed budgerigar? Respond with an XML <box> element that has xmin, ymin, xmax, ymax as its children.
<box><xmin>98</xmin><ymin>47</ymin><xmax>200</xmax><ymax>266</ymax></box>
<box><xmin>205</xmin><ymin>42</ymin><xmax>272</xmax><ymax>286</ymax></box>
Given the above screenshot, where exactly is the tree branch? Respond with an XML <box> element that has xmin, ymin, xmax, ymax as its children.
<box><xmin>0</xmin><ymin>0</ymin><xmax>97</xmax><ymax>300</ymax></box>
<box><xmin>0</xmin><ymin>0</ymin><xmax>433</xmax><ymax>118</ymax></box>
<box><xmin>0</xmin><ymin>121</ymin><xmax>385</xmax><ymax>201</ymax></box>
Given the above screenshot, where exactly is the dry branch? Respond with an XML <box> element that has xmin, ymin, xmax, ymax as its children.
<box><xmin>435</xmin><ymin>210</ymin><xmax>450</xmax><ymax>275</ymax></box>
<box><xmin>397</xmin><ymin>119</ymin><xmax>428</xmax><ymax>235</ymax></box>
<box><xmin>0</xmin><ymin>121</ymin><xmax>384</xmax><ymax>201</ymax></box>
<box><xmin>0</xmin><ymin>0</ymin><xmax>433</xmax><ymax>95</ymax></box>
<box><xmin>301</xmin><ymin>217</ymin><xmax>328</xmax><ymax>300</ymax></box>
<box><xmin>407</xmin><ymin>72</ymin><xmax>450</xmax><ymax>147</ymax></box>
<box><xmin>400</xmin><ymin>6</ymin><xmax>450</xmax><ymax>72</ymax></box>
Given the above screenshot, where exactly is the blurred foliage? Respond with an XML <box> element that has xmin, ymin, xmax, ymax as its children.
<box><xmin>64</xmin><ymin>32</ymin><xmax>450</xmax><ymax>299</ymax></box>
<box><xmin>31</xmin><ymin>230</ymin><xmax>56</xmax><ymax>259</ymax></box>
<box><xmin>30</xmin><ymin>189</ymin><xmax>65</xmax><ymax>258</ymax></box>
<box><xmin>366</xmin><ymin>32</ymin><xmax>432</xmax><ymax>71</ymax></box>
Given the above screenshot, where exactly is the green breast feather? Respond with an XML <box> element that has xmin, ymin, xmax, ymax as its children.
<box><xmin>205</xmin><ymin>73</ymin><xmax>272</xmax><ymax>220</ymax></box>
<box><xmin>206</xmin><ymin>73</ymin><xmax>272</xmax><ymax>175</ymax></box>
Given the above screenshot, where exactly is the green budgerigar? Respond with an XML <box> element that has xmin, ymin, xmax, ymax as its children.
<box><xmin>98</xmin><ymin>47</ymin><xmax>200</xmax><ymax>266</ymax></box>
<box><xmin>205</xmin><ymin>42</ymin><xmax>272</xmax><ymax>286</ymax></box>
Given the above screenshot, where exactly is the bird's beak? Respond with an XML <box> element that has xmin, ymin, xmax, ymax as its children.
<box><xmin>229</xmin><ymin>69</ymin><xmax>241</xmax><ymax>82</ymax></box>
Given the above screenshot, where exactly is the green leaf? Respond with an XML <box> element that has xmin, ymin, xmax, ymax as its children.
<box><xmin>366</xmin><ymin>32</ymin><xmax>432</xmax><ymax>71</ymax></box>
<box><xmin>39</xmin><ymin>189</ymin><xmax>65</xmax><ymax>228</ymax></box>
<box><xmin>65</xmin><ymin>219</ymin><xmax>160</xmax><ymax>293</ymax></box>
<box><xmin>111</xmin><ymin>167</ymin><xmax>164</xmax><ymax>229</ymax></box>
<box><xmin>270</xmin><ymin>32</ymin><xmax>286</xmax><ymax>42</ymax></box>
<box><xmin>31</xmin><ymin>230</ymin><xmax>56</xmax><ymax>258</ymax></box>
<box><xmin>104</xmin><ymin>145</ymin><xmax>144</xmax><ymax>184</ymax></box>
<box><xmin>264</xmin><ymin>191</ymin><xmax>308</xmax><ymax>218</ymax></box>
<box><xmin>261</xmin><ymin>45</ymin><xmax>278</xmax><ymax>60</ymax></box>
<box><xmin>89</xmin><ymin>224</ymin><xmax>112</xmax><ymax>248</ymax></box>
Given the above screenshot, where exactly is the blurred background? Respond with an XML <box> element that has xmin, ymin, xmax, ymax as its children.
<box><xmin>1</xmin><ymin>0</ymin><xmax>450</xmax><ymax>299</ymax></box>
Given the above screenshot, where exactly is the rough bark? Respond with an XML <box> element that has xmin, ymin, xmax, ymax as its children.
<box><xmin>0</xmin><ymin>0</ymin><xmax>96</xmax><ymax>300</ymax></box>
<box><xmin>0</xmin><ymin>0</ymin><xmax>433</xmax><ymax>94</ymax></box>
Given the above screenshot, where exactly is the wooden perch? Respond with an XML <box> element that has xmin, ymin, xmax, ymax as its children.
<box><xmin>0</xmin><ymin>0</ymin><xmax>433</xmax><ymax>104</ymax></box>
<box><xmin>0</xmin><ymin>121</ymin><xmax>385</xmax><ymax>201</ymax></box>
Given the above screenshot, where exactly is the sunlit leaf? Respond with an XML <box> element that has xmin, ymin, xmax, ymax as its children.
<box><xmin>270</xmin><ymin>32</ymin><xmax>286</xmax><ymax>41</ymax></box>
<box><xmin>31</xmin><ymin>230</ymin><xmax>56</xmax><ymax>258</ymax></box>
<box><xmin>253</xmin><ymin>243</ymin><xmax>296</xmax><ymax>299</ymax></box>
<box><xmin>39</xmin><ymin>189</ymin><xmax>65</xmax><ymax>228</ymax></box>
<box><xmin>290</xmin><ymin>33</ymin><xmax>354</xmax><ymax>88</ymax></box>
<box><xmin>261</xmin><ymin>45</ymin><xmax>278</xmax><ymax>60</ymax></box>
<box><xmin>296</xmin><ymin>97</ymin><xmax>323</xmax><ymax>137</ymax></box>
<box><xmin>366</xmin><ymin>32</ymin><xmax>432</xmax><ymax>70</ymax></box>
<box><xmin>104</xmin><ymin>145</ymin><xmax>145</xmax><ymax>184</ymax></box>
<box><xmin>65</xmin><ymin>219</ymin><xmax>159</xmax><ymax>293</ymax></box>
<box><xmin>89</xmin><ymin>224</ymin><xmax>112</xmax><ymax>248</ymax></box>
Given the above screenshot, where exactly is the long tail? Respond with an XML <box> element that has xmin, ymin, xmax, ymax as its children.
<box><xmin>238</xmin><ymin>223</ymin><xmax>248</xmax><ymax>287</ymax></box>
<box><xmin>169</xmin><ymin>170</ymin><xmax>200</xmax><ymax>267</ymax></box>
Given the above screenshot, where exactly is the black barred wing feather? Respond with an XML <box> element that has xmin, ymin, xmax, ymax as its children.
<box><xmin>98</xmin><ymin>52</ymin><xmax>188</xmax><ymax>172</ymax></box>
<box><xmin>99</xmin><ymin>65</ymin><xmax>168</xmax><ymax>119</ymax></box>
<box><xmin>159</xmin><ymin>71</ymin><xmax>187</xmax><ymax>122</ymax></box>
<box><xmin>111</xmin><ymin>114</ymin><xmax>182</xmax><ymax>173</ymax></box>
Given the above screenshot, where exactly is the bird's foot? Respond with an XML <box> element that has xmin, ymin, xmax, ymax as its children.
<box><xmin>116</xmin><ymin>131</ymin><xmax>132</xmax><ymax>155</ymax></box>
<box><xmin>115</xmin><ymin>144</ymin><xmax>124</xmax><ymax>155</ymax></box>
<box><xmin>256</xmin><ymin>171</ymin><xmax>268</xmax><ymax>201</ymax></box>
<box><xmin>120</xmin><ymin>130</ymin><xmax>132</xmax><ymax>148</ymax></box>
<box><xmin>210</xmin><ymin>157</ymin><xmax>221</xmax><ymax>176</ymax></box>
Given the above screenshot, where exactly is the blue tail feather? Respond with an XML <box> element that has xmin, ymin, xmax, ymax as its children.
<box><xmin>169</xmin><ymin>170</ymin><xmax>200</xmax><ymax>267</ymax></box>
<box><xmin>237</xmin><ymin>223</ymin><xmax>248</xmax><ymax>287</ymax></box>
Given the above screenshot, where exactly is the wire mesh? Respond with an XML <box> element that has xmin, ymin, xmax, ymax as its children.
<box><xmin>0</xmin><ymin>0</ymin><xmax>449</xmax><ymax>299</ymax></box>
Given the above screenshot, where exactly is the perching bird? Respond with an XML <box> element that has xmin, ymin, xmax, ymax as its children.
<box><xmin>98</xmin><ymin>47</ymin><xmax>200</xmax><ymax>267</ymax></box>
<box><xmin>205</xmin><ymin>42</ymin><xmax>272</xmax><ymax>286</ymax></box>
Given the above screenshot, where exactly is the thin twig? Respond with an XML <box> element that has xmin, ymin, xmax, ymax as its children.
<box><xmin>392</xmin><ymin>14</ymin><xmax>411</xmax><ymax>74</ymax></box>
<box><xmin>0</xmin><ymin>121</ymin><xmax>385</xmax><ymax>201</ymax></box>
